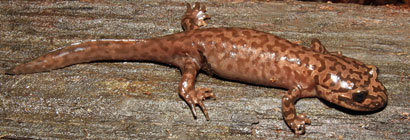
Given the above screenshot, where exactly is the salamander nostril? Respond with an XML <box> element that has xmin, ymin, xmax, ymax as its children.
<box><xmin>352</xmin><ymin>91</ymin><xmax>368</xmax><ymax>103</ymax></box>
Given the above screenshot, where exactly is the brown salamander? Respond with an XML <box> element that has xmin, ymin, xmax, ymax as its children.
<box><xmin>5</xmin><ymin>2</ymin><xmax>387</xmax><ymax>135</ymax></box>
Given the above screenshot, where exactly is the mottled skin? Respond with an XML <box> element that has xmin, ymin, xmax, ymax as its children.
<box><xmin>6</xmin><ymin>2</ymin><xmax>387</xmax><ymax>135</ymax></box>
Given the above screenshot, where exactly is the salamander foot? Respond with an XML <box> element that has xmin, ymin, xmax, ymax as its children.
<box><xmin>186</xmin><ymin>88</ymin><xmax>216</xmax><ymax>120</ymax></box>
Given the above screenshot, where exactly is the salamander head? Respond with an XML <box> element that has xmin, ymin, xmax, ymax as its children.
<box><xmin>316</xmin><ymin>63</ymin><xmax>388</xmax><ymax>112</ymax></box>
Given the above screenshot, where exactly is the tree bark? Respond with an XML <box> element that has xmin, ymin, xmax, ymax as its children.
<box><xmin>0</xmin><ymin>0</ymin><xmax>409</xmax><ymax>139</ymax></box>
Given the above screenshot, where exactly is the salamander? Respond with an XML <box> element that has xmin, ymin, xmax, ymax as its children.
<box><xmin>5</xmin><ymin>2</ymin><xmax>388</xmax><ymax>135</ymax></box>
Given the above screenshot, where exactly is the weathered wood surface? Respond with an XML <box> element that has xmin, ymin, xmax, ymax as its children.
<box><xmin>0</xmin><ymin>0</ymin><xmax>409</xmax><ymax>139</ymax></box>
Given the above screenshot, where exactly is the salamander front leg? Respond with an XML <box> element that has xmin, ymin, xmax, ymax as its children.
<box><xmin>310</xmin><ymin>39</ymin><xmax>342</xmax><ymax>55</ymax></box>
<box><xmin>282</xmin><ymin>86</ymin><xmax>311</xmax><ymax>136</ymax></box>
<box><xmin>178</xmin><ymin>59</ymin><xmax>216</xmax><ymax>120</ymax></box>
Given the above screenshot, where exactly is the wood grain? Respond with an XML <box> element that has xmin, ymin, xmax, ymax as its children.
<box><xmin>1</xmin><ymin>0</ymin><xmax>409</xmax><ymax>139</ymax></box>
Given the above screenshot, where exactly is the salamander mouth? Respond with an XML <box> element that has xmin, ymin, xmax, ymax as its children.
<box><xmin>337</xmin><ymin>95</ymin><xmax>385</xmax><ymax>111</ymax></box>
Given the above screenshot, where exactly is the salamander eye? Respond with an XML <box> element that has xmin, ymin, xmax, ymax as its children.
<box><xmin>352</xmin><ymin>91</ymin><xmax>368</xmax><ymax>103</ymax></box>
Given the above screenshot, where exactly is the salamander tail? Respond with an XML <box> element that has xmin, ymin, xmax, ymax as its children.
<box><xmin>6</xmin><ymin>39</ymin><xmax>170</xmax><ymax>74</ymax></box>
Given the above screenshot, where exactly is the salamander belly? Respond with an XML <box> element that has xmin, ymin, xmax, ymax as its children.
<box><xmin>202</xmin><ymin>46</ymin><xmax>295</xmax><ymax>89</ymax></box>
<box><xmin>193</xmin><ymin>28</ymin><xmax>315</xmax><ymax>89</ymax></box>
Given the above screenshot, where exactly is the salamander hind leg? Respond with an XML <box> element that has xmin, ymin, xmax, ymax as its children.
<box><xmin>178</xmin><ymin>59</ymin><xmax>216</xmax><ymax>120</ymax></box>
<box><xmin>181</xmin><ymin>2</ymin><xmax>210</xmax><ymax>31</ymax></box>
<box><xmin>282</xmin><ymin>86</ymin><xmax>311</xmax><ymax>136</ymax></box>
